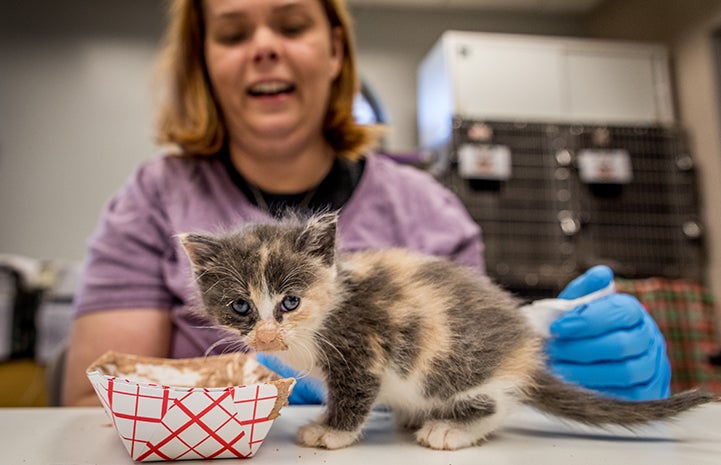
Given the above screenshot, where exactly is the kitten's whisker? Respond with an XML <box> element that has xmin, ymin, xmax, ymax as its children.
<box><xmin>279</xmin><ymin>268</ymin><xmax>318</xmax><ymax>293</ymax></box>
<box><xmin>204</xmin><ymin>278</ymin><xmax>229</xmax><ymax>295</ymax></box>
<box><xmin>283</xmin><ymin>339</ymin><xmax>313</xmax><ymax>380</ymax></box>
<box><xmin>189</xmin><ymin>323</ymin><xmax>227</xmax><ymax>330</ymax></box>
<box><xmin>204</xmin><ymin>335</ymin><xmax>244</xmax><ymax>357</ymax></box>
<box><xmin>197</xmin><ymin>264</ymin><xmax>251</xmax><ymax>298</ymax></box>
<box><xmin>294</xmin><ymin>342</ymin><xmax>317</xmax><ymax>379</ymax></box>
<box><xmin>214</xmin><ymin>263</ymin><xmax>250</xmax><ymax>293</ymax></box>
<box><xmin>313</xmin><ymin>332</ymin><xmax>348</xmax><ymax>368</ymax></box>
<box><xmin>223</xmin><ymin>339</ymin><xmax>247</xmax><ymax>355</ymax></box>
<box><xmin>298</xmin><ymin>331</ymin><xmax>331</xmax><ymax>371</ymax></box>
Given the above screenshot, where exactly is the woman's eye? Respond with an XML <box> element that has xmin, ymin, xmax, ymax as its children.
<box><xmin>281</xmin><ymin>295</ymin><xmax>301</xmax><ymax>312</ymax></box>
<box><xmin>279</xmin><ymin>17</ymin><xmax>310</xmax><ymax>37</ymax></box>
<box><xmin>281</xmin><ymin>25</ymin><xmax>305</xmax><ymax>36</ymax></box>
<box><xmin>220</xmin><ymin>33</ymin><xmax>248</xmax><ymax>44</ymax></box>
<box><xmin>230</xmin><ymin>298</ymin><xmax>252</xmax><ymax>316</ymax></box>
<box><xmin>214</xmin><ymin>28</ymin><xmax>250</xmax><ymax>45</ymax></box>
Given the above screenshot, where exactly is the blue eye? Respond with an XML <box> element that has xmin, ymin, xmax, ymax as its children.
<box><xmin>281</xmin><ymin>295</ymin><xmax>300</xmax><ymax>312</ymax></box>
<box><xmin>230</xmin><ymin>298</ymin><xmax>252</xmax><ymax>316</ymax></box>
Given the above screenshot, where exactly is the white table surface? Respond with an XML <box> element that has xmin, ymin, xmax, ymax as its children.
<box><xmin>2</xmin><ymin>403</ymin><xmax>720</xmax><ymax>464</ymax></box>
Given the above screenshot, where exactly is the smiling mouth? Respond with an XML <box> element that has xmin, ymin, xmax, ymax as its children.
<box><xmin>247</xmin><ymin>82</ymin><xmax>296</xmax><ymax>97</ymax></box>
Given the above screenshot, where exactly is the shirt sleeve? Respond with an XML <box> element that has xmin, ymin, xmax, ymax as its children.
<box><xmin>74</xmin><ymin>161</ymin><xmax>176</xmax><ymax>315</ymax></box>
<box><xmin>381</xmin><ymin>157</ymin><xmax>486</xmax><ymax>275</ymax></box>
<box><xmin>424</xmin><ymin>181</ymin><xmax>486</xmax><ymax>274</ymax></box>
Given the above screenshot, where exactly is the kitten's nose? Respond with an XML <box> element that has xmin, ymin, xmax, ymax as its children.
<box><xmin>254</xmin><ymin>320</ymin><xmax>288</xmax><ymax>351</ymax></box>
<box><xmin>256</xmin><ymin>320</ymin><xmax>280</xmax><ymax>344</ymax></box>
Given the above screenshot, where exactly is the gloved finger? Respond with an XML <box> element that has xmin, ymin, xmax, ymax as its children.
<box><xmin>549</xmin><ymin>337</ymin><xmax>661</xmax><ymax>389</ymax></box>
<box><xmin>288</xmin><ymin>376</ymin><xmax>326</xmax><ymax>405</ymax></box>
<box><xmin>255</xmin><ymin>353</ymin><xmax>326</xmax><ymax>404</ymax></box>
<box><xmin>550</xmin><ymin>294</ymin><xmax>646</xmax><ymax>338</ymax></box>
<box><xmin>597</xmin><ymin>366</ymin><xmax>671</xmax><ymax>401</ymax></box>
<box><xmin>603</xmin><ymin>354</ymin><xmax>671</xmax><ymax>401</ymax></box>
<box><xmin>559</xmin><ymin>265</ymin><xmax>614</xmax><ymax>299</ymax></box>
<box><xmin>255</xmin><ymin>352</ymin><xmax>295</xmax><ymax>377</ymax></box>
<box><xmin>563</xmin><ymin>341</ymin><xmax>671</xmax><ymax>401</ymax></box>
<box><xmin>546</xmin><ymin>323</ymin><xmax>655</xmax><ymax>363</ymax></box>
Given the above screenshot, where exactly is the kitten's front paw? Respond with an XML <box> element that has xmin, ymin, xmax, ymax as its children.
<box><xmin>297</xmin><ymin>421</ymin><xmax>359</xmax><ymax>450</ymax></box>
<box><xmin>415</xmin><ymin>420</ymin><xmax>475</xmax><ymax>450</ymax></box>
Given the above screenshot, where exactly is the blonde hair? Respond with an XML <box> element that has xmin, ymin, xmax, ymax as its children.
<box><xmin>155</xmin><ymin>0</ymin><xmax>383</xmax><ymax>160</ymax></box>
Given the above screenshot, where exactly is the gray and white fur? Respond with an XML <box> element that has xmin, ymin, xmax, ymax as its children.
<box><xmin>181</xmin><ymin>212</ymin><xmax>713</xmax><ymax>450</ymax></box>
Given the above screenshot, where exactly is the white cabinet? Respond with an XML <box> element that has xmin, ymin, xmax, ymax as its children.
<box><xmin>418</xmin><ymin>31</ymin><xmax>673</xmax><ymax>150</ymax></box>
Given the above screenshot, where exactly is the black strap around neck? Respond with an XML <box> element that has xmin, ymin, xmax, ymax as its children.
<box><xmin>219</xmin><ymin>150</ymin><xmax>365</xmax><ymax>217</ymax></box>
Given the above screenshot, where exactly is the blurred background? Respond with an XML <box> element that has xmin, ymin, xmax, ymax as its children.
<box><xmin>1</xmin><ymin>0</ymin><xmax>721</xmax><ymax>405</ymax></box>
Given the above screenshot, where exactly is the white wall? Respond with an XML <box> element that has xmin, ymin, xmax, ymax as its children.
<box><xmin>350</xmin><ymin>6</ymin><xmax>584</xmax><ymax>150</ymax></box>
<box><xmin>0</xmin><ymin>1</ymin><xmax>165</xmax><ymax>262</ymax></box>
<box><xmin>0</xmin><ymin>1</ymin><xmax>584</xmax><ymax>262</ymax></box>
<box><xmin>0</xmin><ymin>39</ymin><xmax>160</xmax><ymax>261</ymax></box>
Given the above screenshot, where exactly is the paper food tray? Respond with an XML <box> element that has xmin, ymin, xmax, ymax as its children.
<box><xmin>86</xmin><ymin>351</ymin><xmax>295</xmax><ymax>462</ymax></box>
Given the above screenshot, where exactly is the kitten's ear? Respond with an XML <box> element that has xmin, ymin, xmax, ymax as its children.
<box><xmin>178</xmin><ymin>233</ymin><xmax>222</xmax><ymax>271</ymax></box>
<box><xmin>295</xmin><ymin>212</ymin><xmax>338</xmax><ymax>265</ymax></box>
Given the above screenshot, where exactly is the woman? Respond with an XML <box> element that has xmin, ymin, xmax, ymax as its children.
<box><xmin>61</xmin><ymin>0</ymin><xmax>669</xmax><ymax>406</ymax></box>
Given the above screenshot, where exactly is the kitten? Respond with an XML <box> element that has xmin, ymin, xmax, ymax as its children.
<box><xmin>180</xmin><ymin>212</ymin><xmax>713</xmax><ymax>451</ymax></box>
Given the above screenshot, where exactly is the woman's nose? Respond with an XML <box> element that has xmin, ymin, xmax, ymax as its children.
<box><xmin>251</xmin><ymin>28</ymin><xmax>280</xmax><ymax>64</ymax></box>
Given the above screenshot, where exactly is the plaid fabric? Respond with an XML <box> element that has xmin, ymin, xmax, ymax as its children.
<box><xmin>616</xmin><ymin>278</ymin><xmax>721</xmax><ymax>395</ymax></box>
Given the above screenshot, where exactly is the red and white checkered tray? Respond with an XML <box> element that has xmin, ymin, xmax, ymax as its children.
<box><xmin>86</xmin><ymin>352</ymin><xmax>295</xmax><ymax>462</ymax></box>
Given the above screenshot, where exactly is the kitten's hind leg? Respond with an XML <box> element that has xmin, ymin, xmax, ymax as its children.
<box><xmin>416</xmin><ymin>392</ymin><xmax>511</xmax><ymax>450</ymax></box>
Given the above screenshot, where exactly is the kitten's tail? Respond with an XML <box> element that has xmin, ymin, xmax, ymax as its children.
<box><xmin>524</xmin><ymin>369</ymin><xmax>715</xmax><ymax>426</ymax></box>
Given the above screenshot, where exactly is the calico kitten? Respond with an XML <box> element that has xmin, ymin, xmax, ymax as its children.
<box><xmin>180</xmin><ymin>212</ymin><xmax>713</xmax><ymax>451</ymax></box>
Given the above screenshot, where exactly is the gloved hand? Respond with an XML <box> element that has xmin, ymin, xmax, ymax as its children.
<box><xmin>255</xmin><ymin>352</ymin><xmax>326</xmax><ymax>405</ymax></box>
<box><xmin>546</xmin><ymin>265</ymin><xmax>671</xmax><ymax>401</ymax></box>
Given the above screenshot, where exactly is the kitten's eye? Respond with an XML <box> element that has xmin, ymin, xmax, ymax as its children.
<box><xmin>281</xmin><ymin>295</ymin><xmax>300</xmax><ymax>312</ymax></box>
<box><xmin>230</xmin><ymin>298</ymin><xmax>252</xmax><ymax>316</ymax></box>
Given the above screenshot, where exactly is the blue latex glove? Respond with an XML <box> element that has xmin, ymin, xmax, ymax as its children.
<box><xmin>255</xmin><ymin>353</ymin><xmax>326</xmax><ymax>405</ymax></box>
<box><xmin>546</xmin><ymin>265</ymin><xmax>671</xmax><ymax>401</ymax></box>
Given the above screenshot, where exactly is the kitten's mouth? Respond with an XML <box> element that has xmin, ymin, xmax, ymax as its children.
<box><xmin>252</xmin><ymin>321</ymin><xmax>288</xmax><ymax>352</ymax></box>
<box><xmin>255</xmin><ymin>340</ymin><xmax>289</xmax><ymax>352</ymax></box>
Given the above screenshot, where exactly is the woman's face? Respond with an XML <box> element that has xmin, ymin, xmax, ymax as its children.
<box><xmin>203</xmin><ymin>0</ymin><xmax>343</xmax><ymax>150</ymax></box>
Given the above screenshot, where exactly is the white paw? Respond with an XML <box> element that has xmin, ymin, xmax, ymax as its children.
<box><xmin>297</xmin><ymin>421</ymin><xmax>360</xmax><ymax>449</ymax></box>
<box><xmin>415</xmin><ymin>420</ymin><xmax>475</xmax><ymax>450</ymax></box>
